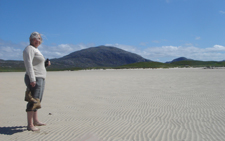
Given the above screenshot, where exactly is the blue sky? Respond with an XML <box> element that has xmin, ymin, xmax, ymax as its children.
<box><xmin>0</xmin><ymin>0</ymin><xmax>225</xmax><ymax>62</ymax></box>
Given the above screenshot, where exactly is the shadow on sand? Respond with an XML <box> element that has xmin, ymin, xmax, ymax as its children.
<box><xmin>0</xmin><ymin>126</ymin><xmax>27</xmax><ymax>135</ymax></box>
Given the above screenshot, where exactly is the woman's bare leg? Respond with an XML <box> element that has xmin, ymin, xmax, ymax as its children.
<box><xmin>33</xmin><ymin>111</ymin><xmax>46</xmax><ymax>126</ymax></box>
<box><xmin>27</xmin><ymin>111</ymin><xmax>34</xmax><ymax>126</ymax></box>
<box><xmin>33</xmin><ymin>111</ymin><xmax>39</xmax><ymax>123</ymax></box>
<box><xmin>27</xmin><ymin>111</ymin><xmax>39</xmax><ymax>131</ymax></box>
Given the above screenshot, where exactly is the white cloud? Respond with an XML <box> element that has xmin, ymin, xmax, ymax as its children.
<box><xmin>166</xmin><ymin>0</ymin><xmax>170</xmax><ymax>3</ymax></box>
<box><xmin>139</xmin><ymin>42</ymin><xmax>148</xmax><ymax>46</ymax></box>
<box><xmin>0</xmin><ymin>39</ymin><xmax>94</xmax><ymax>60</ymax></box>
<box><xmin>0</xmin><ymin>46</ymin><xmax>22</xmax><ymax>60</ymax></box>
<box><xmin>37</xmin><ymin>43</ymin><xmax>94</xmax><ymax>59</ymax></box>
<box><xmin>105</xmin><ymin>43</ymin><xmax>225</xmax><ymax>62</ymax></box>
<box><xmin>220</xmin><ymin>11</ymin><xmax>225</xmax><ymax>14</ymax></box>
<box><xmin>206</xmin><ymin>45</ymin><xmax>225</xmax><ymax>52</ymax></box>
<box><xmin>195</xmin><ymin>37</ymin><xmax>201</xmax><ymax>40</ymax></box>
<box><xmin>143</xmin><ymin>45</ymin><xmax>225</xmax><ymax>62</ymax></box>
<box><xmin>0</xmin><ymin>40</ymin><xmax>25</xmax><ymax>60</ymax></box>
<box><xmin>1</xmin><ymin>39</ymin><xmax>225</xmax><ymax>62</ymax></box>
<box><xmin>105</xmin><ymin>44</ymin><xmax>143</xmax><ymax>55</ymax></box>
<box><xmin>152</xmin><ymin>40</ymin><xmax>160</xmax><ymax>43</ymax></box>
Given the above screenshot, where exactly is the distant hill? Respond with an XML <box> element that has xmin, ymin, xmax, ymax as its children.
<box><xmin>49</xmin><ymin>46</ymin><xmax>151</xmax><ymax>69</ymax></box>
<box><xmin>0</xmin><ymin>59</ymin><xmax>25</xmax><ymax>71</ymax></box>
<box><xmin>171</xmin><ymin>57</ymin><xmax>193</xmax><ymax>62</ymax></box>
<box><xmin>166</xmin><ymin>57</ymin><xmax>193</xmax><ymax>63</ymax></box>
<box><xmin>117</xmin><ymin>60</ymin><xmax>225</xmax><ymax>69</ymax></box>
<box><xmin>170</xmin><ymin>60</ymin><xmax>225</xmax><ymax>67</ymax></box>
<box><xmin>1</xmin><ymin>47</ymin><xmax>225</xmax><ymax>71</ymax></box>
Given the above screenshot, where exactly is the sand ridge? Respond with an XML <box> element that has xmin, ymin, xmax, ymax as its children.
<box><xmin>0</xmin><ymin>68</ymin><xmax>225</xmax><ymax>141</ymax></box>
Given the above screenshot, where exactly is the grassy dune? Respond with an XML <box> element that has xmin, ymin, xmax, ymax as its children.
<box><xmin>1</xmin><ymin>60</ymin><xmax>225</xmax><ymax>72</ymax></box>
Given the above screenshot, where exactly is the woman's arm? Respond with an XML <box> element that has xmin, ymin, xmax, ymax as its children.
<box><xmin>23</xmin><ymin>46</ymin><xmax>36</xmax><ymax>84</ymax></box>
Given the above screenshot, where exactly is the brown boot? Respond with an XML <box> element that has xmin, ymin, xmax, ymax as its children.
<box><xmin>25</xmin><ymin>88</ymin><xmax>37</xmax><ymax>103</ymax></box>
<box><xmin>31</xmin><ymin>98</ymin><xmax>41</xmax><ymax>110</ymax></box>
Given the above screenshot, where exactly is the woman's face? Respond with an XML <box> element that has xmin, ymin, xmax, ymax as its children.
<box><xmin>31</xmin><ymin>35</ymin><xmax>42</xmax><ymax>48</ymax></box>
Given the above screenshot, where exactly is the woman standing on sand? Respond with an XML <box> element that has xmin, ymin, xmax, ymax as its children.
<box><xmin>23</xmin><ymin>32</ymin><xmax>50</xmax><ymax>131</ymax></box>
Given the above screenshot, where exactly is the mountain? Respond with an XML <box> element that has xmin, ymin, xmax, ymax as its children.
<box><xmin>0</xmin><ymin>59</ymin><xmax>25</xmax><ymax>71</ymax></box>
<box><xmin>118</xmin><ymin>60</ymin><xmax>225</xmax><ymax>69</ymax></box>
<box><xmin>49</xmin><ymin>46</ymin><xmax>151</xmax><ymax>69</ymax></box>
<box><xmin>166</xmin><ymin>57</ymin><xmax>193</xmax><ymax>63</ymax></box>
<box><xmin>0</xmin><ymin>46</ymin><xmax>150</xmax><ymax>71</ymax></box>
<box><xmin>1</xmin><ymin>47</ymin><xmax>225</xmax><ymax>71</ymax></box>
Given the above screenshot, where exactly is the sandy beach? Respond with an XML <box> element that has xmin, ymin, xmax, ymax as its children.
<box><xmin>0</xmin><ymin>68</ymin><xmax>225</xmax><ymax>141</ymax></box>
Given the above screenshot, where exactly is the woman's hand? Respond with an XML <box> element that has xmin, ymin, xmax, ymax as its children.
<box><xmin>45</xmin><ymin>59</ymin><xmax>51</xmax><ymax>67</ymax></box>
<box><xmin>30</xmin><ymin>81</ymin><xmax>36</xmax><ymax>87</ymax></box>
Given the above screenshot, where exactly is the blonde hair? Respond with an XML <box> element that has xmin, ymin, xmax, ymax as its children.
<box><xmin>29</xmin><ymin>32</ymin><xmax>42</xmax><ymax>43</ymax></box>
